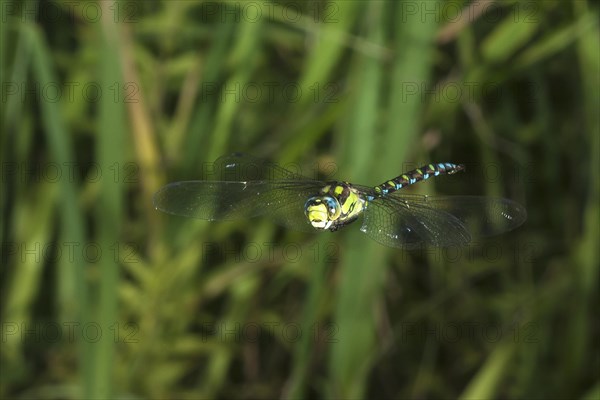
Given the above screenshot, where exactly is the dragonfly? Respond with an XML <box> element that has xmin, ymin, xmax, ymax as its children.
<box><xmin>153</xmin><ymin>153</ymin><xmax>527</xmax><ymax>248</ymax></box>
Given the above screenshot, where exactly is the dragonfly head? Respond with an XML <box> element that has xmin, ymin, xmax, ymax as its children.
<box><xmin>304</xmin><ymin>195</ymin><xmax>341</xmax><ymax>230</ymax></box>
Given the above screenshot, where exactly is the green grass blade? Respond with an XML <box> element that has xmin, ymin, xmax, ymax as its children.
<box><xmin>25</xmin><ymin>22</ymin><xmax>91</xmax><ymax>396</ymax></box>
<box><xmin>329</xmin><ymin>2</ymin><xmax>385</xmax><ymax>398</ymax></box>
<box><xmin>90</xmin><ymin>11</ymin><xmax>127</xmax><ymax>398</ymax></box>
<box><xmin>459</xmin><ymin>342</ymin><xmax>515</xmax><ymax>400</ymax></box>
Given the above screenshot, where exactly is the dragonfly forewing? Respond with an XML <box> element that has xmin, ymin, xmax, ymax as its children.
<box><xmin>153</xmin><ymin>180</ymin><xmax>324</xmax><ymax>232</ymax></box>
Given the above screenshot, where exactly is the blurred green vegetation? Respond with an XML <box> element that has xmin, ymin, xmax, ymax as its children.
<box><xmin>1</xmin><ymin>0</ymin><xmax>599</xmax><ymax>399</ymax></box>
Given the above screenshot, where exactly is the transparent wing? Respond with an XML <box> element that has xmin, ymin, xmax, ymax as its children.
<box><xmin>155</xmin><ymin>154</ymin><xmax>323</xmax><ymax>231</ymax></box>
<box><xmin>360</xmin><ymin>196</ymin><xmax>471</xmax><ymax>248</ymax></box>
<box><xmin>201</xmin><ymin>153</ymin><xmax>311</xmax><ymax>181</ymax></box>
<box><xmin>360</xmin><ymin>194</ymin><xmax>527</xmax><ymax>248</ymax></box>
<box><xmin>153</xmin><ymin>180</ymin><xmax>324</xmax><ymax>232</ymax></box>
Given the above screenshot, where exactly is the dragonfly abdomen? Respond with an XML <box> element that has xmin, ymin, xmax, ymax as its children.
<box><xmin>373</xmin><ymin>163</ymin><xmax>465</xmax><ymax>196</ymax></box>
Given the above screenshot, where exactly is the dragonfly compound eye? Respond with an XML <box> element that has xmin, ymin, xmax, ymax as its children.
<box><xmin>304</xmin><ymin>196</ymin><xmax>340</xmax><ymax>230</ymax></box>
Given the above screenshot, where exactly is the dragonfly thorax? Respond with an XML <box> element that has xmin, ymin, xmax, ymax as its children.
<box><xmin>304</xmin><ymin>182</ymin><xmax>367</xmax><ymax>231</ymax></box>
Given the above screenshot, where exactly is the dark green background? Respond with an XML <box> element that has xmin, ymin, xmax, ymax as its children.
<box><xmin>1</xmin><ymin>0</ymin><xmax>598</xmax><ymax>399</ymax></box>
